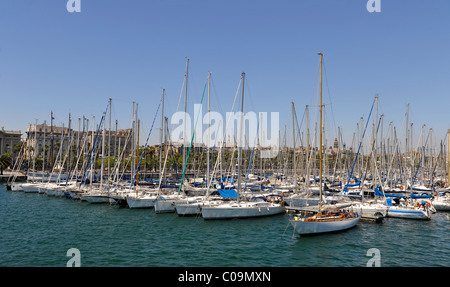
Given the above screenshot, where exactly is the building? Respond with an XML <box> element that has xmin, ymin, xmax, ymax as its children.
<box><xmin>26</xmin><ymin>123</ymin><xmax>133</xmax><ymax>159</ymax></box>
<box><xmin>0</xmin><ymin>127</ymin><xmax>22</xmax><ymax>155</ymax></box>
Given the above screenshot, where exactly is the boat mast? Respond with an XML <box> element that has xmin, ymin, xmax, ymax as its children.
<box><xmin>136</xmin><ymin>119</ymin><xmax>140</xmax><ymax>196</ymax></box>
<box><xmin>184</xmin><ymin>58</ymin><xmax>189</xmax><ymax>173</ymax></box>
<box><xmin>32</xmin><ymin>119</ymin><xmax>37</xmax><ymax>182</ymax></box>
<box><xmin>237</xmin><ymin>72</ymin><xmax>245</xmax><ymax>204</ymax></box>
<box><xmin>108</xmin><ymin>98</ymin><xmax>112</xmax><ymax>183</ymax></box>
<box><xmin>100</xmin><ymin>112</ymin><xmax>106</xmax><ymax>191</ymax></box>
<box><xmin>160</xmin><ymin>88</ymin><xmax>165</xmax><ymax>179</ymax></box>
<box><xmin>42</xmin><ymin>120</ymin><xmax>46</xmax><ymax>181</ymax></box>
<box><xmin>207</xmin><ymin>72</ymin><xmax>211</xmax><ymax>191</ymax></box>
<box><xmin>318</xmin><ymin>52</ymin><xmax>324</xmax><ymax>211</ymax></box>
<box><xmin>306</xmin><ymin>105</ymin><xmax>310</xmax><ymax>191</ymax></box>
<box><xmin>292</xmin><ymin>102</ymin><xmax>297</xmax><ymax>192</ymax></box>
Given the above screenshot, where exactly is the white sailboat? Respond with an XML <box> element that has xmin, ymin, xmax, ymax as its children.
<box><xmin>201</xmin><ymin>72</ymin><xmax>285</xmax><ymax>220</ymax></box>
<box><xmin>432</xmin><ymin>193</ymin><xmax>450</xmax><ymax>211</ymax></box>
<box><xmin>80</xmin><ymin>111</ymin><xmax>111</xmax><ymax>204</ymax></box>
<box><xmin>289</xmin><ymin>53</ymin><xmax>360</xmax><ymax>235</ymax></box>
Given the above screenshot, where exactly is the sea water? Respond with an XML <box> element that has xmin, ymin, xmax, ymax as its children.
<box><xmin>0</xmin><ymin>183</ymin><xmax>448</xmax><ymax>267</ymax></box>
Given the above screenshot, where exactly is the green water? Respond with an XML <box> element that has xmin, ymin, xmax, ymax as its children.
<box><xmin>0</xmin><ymin>183</ymin><xmax>448</xmax><ymax>267</ymax></box>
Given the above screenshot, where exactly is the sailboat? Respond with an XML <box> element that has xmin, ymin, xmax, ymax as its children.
<box><xmin>382</xmin><ymin>120</ymin><xmax>432</xmax><ymax>220</ymax></box>
<box><xmin>201</xmin><ymin>72</ymin><xmax>285</xmax><ymax>220</ymax></box>
<box><xmin>81</xmin><ymin>111</ymin><xmax>111</xmax><ymax>204</ymax></box>
<box><xmin>289</xmin><ymin>53</ymin><xmax>360</xmax><ymax>235</ymax></box>
<box><xmin>432</xmin><ymin>192</ymin><xmax>450</xmax><ymax>211</ymax></box>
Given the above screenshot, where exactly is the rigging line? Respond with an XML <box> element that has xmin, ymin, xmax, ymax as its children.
<box><xmin>411</xmin><ymin>128</ymin><xmax>431</xmax><ymax>186</ymax></box>
<box><xmin>346</xmin><ymin>98</ymin><xmax>376</xmax><ymax>187</ymax></box>
<box><xmin>244</xmin><ymin>119</ymin><xmax>260</xmax><ymax>191</ymax></box>
<box><xmin>207</xmin><ymin>77</ymin><xmax>242</xmax><ymax>189</ymax></box>
<box><xmin>210</xmin><ymin>75</ymin><xmax>225</xmax><ymax>116</ymax></box>
<box><xmin>81</xmin><ymin>104</ymin><xmax>109</xmax><ymax>187</ymax></box>
<box><xmin>293</xmin><ymin>104</ymin><xmax>305</xmax><ymax>148</ymax></box>
<box><xmin>322</xmin><ymin>57</ymin><xmax>338</xmax><ymax>138</ymax></box>
<box><xmin>177</xmin><ymin>79</ymin><xmax>208</xmax><ymax>195</ymax></box>
<box><xmin>129</xmin><ymin>97</ymin><xmax>162</xmax><ymax>189</ymax></box>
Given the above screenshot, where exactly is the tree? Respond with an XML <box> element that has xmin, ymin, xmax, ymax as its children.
<box><xmin>0</xmin><ymin>153</ymin><xmax>12</xmax><ymax>175</ymax></box>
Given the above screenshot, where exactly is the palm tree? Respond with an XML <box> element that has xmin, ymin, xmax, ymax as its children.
<box><xmin>0</xmin><ymin>153</ymin><xmax>12</xmax><ymax>175</ymax></box>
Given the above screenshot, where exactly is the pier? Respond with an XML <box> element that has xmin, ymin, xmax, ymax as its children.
<box><xmin>0</xmin><ymin>171</ymin><xmax>26</xmax><ymax>183</ymax></box>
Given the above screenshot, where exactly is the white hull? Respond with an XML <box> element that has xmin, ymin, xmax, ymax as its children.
<box><xmin>10</xmin><ymin>183</ymin><xmax>24</xmax><ymax>191</ymax></box>
<box><xmin>432</xmin><ymin>197</ymin><xmax>450</xmax><ymax>211</ymax></box>
<box><xmin>126</xmin><ymin>195</ymin><xmax>156</xmax><ymax>209</ymax></box>
<box><xmin>45</xmin><ymin>188</ymin><xmax>56</xmax><ymax>196</ymax></box>
<box><xmin>202</xmin><ymin>202</ymin><xmax>285</xmax><ymax>220</ymax></box>
<box><xmin>432</xmin><ymin>200</ymin><xmax>450</xmax><ymax>211</ymax></box>
<box><xmin>53</xmin><ymin>189</ymin><xmax>65</xmax><ymax>197</ymax></box>
<box><xmin>387</xmin><ymin>206</ymin><xmax>430</xmax><ymax>220</ymax></box>
<box><xmin>290</xmin><ymin>216</ymin><xmax>360</xmax><ymax>235</ymax></box>
<box><xmin>66</xmin><ymin>190</ymin><xmax>82</xmax><ymax>200</ymax></box>
<box><xmin>38</xmin><ymin>186</ymin><xmax>46</xmax><ymax>194</ymax></box>
<box><xmin>350</xmin><ymin>202</ymin><xmax>388</xmax><ymax>217</ymax></box>
<box><xmin>175</xmin><ymin>202</ymin><xmax>202</xmax><ymax>216</ymax></box>
<box><xmin>154</xmin><ymin>197</ymin><xmax>177</xmax><ymax>213</ymax></box>
<box><xmin>174</xmin><ymin>196</ymin><xmax>215</xmax><ymax>216</ymax></box>
<box><xmin>82</xmin><ymin>194</ymin><xmax>110</xmax><ymax>204</ymax></box>
<box><xmin>22</xmin><ymin>183</ymin><xmax>40</xmax><ymax>193</ymax></box>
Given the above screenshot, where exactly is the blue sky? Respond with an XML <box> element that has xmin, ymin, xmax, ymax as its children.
<box><xmin>1</xmin><ymin>0</ymin><xmax>449</xmax><ymax>151</ymax></box>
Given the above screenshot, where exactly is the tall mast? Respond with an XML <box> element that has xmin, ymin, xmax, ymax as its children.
<box><xmin>237</xmin><ymin>72</ymin><xmax>245</xmax><ymax>204</ymax></box>
<box><xmin>318</xmin><ymin>52</ymin><xmax>324</xmax><ymax>209</ymax></box>
<box><xmin>101</xmin><ymin>112</ymin><xmax>106</xmax><ymax>190</ymax></box>
<box><xmin>160</xmin><ymin>88</ymin><xmax>165</xmax><ymax>178</ymax></box>
<box><xmin>184</xmin><ymin>58</ymin><xmax>189</xmax><ymax>172</ymax></box>
<box><xmin>447</xmin><ymin>129</ymin><xmax>450</xmax><ymax>187</ymax></box>
<box><xmin>50</xmin><ymin>111</ymin><xmax>54</xmax><ymax>169</ymax></box>
<box><xmin>136</xmin><ymin>119</ymin><xmax>140</xmax><ymax>196</ymax></box>
<box><xmin>207</xmin><ymin>72</ymin><xmax>211</xmax><ymax>190</ymax></box>
<box><xmin>291</xmin><ymin>102</ymin><xmax>296</xmax><ymax>191</ymax></box>
<box><xmin>306</xmin><ymin>105</ymin><xmax>310</xmax><ymax>191</ymax></box>
<box><xmin>33</xmin><ymin>119</ymin><xmax>37</xmax><ymax>181</ymax></box>
<box><xmin>405</xmin><ymin>103</ymin><xmax>409</xmax><ymax>181</ymax></box>
<box><xmin>108</xmin><ymin>98</ymin><xmax>112</xmax><ymax>183</ymax></box>
<box><xmin>42</xmin><ymin>120</ymin><xmax>46</xmax><ymax>180</ymax></box>
<box><xmin>131</xmin><ymin>102</ymin><xmax>135</xmax><ymax>185</ymax></box>
<box><xmin>90</xmin><ymin>116</ymin><xmax>95</xmax><ymax>189</ymax></box>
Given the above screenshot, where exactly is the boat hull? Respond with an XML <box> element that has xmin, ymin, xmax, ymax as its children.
<box><xmin>22</xmin><ymin>184</ymin><xmax>40</xmax><ymax>193</ymax></box>
<box><xmin>154</xmin><ymin>198</ymin><xmax>177</xmax><ymax>213</ymax></box>
<box><xmin>350</xmin><ymin>203</ymin><xmax>388</xmax><ymax>217</ymax></box>
<box><xmin>126</xmin><ymin>196</ymin><xmax>156</xmax><ymax>209</ymax></box>
<box><xmin>289</xmin><ymin>216</ymin><xmax>360</xmax><ymax>235</ymax></box>
<box><xmin>202</xmin><ymin>202</ymin><xmax>285</xmax><ymax>220</ymax></box>
<box><xmin>10</xmin><ymin>183</ymin><xmax>24</xmax><ymax>191</ymax></box>
<box><xmin>432</xmin><ymin>198</ymin><xmax>450</xmax><ymax>211</ymax></box>
<box><xmin>82</xmin><ymin>195</ymin><xmax>110</xmax><ymax>204</ymax></box>
<box><xmin>387</xmin><ymin>206</ymin><xmax>430</xmax><ymax>220</ymax></box>
<box><xmin>175</xmin><ymin>202</ymin><xmax>202</xmax><ymax>216</ymax></box>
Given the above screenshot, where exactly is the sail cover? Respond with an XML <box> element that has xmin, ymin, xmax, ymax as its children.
<box><xmin>218</xmin><ymin>189</ymin><xmax>238</xmax><ymax>198</ymax></box>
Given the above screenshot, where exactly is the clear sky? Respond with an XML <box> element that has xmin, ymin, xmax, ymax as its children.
<box><xmin>1</xmin><ymin>0</ymin><xmax>449</xmax><ymax>152</ymax></box>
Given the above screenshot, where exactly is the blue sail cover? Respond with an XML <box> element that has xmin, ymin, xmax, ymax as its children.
<box><xmin>411</xmin><ymin>193</ymin><xmax>432</xmax><ymax>199</ymax></box>
<box><xmin>345</xmin><ymin>181</ymin><xmax>361</xmax><ymax>187</ymax></box>
<box><xmin>374</xmin><ymin>187</ymin><xmax>406</xmax><ymax>198</ymax></box>
<box><xmin>218</xmin><ymin>189</ymin><xmax>238</xmax><ymax>198</ymax></box>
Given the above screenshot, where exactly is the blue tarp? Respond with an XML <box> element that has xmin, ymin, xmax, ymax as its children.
<box><xmin>374</xmin><ymin>187</ymin><xmax>406</xmax><ymax>198</ymax></box>
<box><xmin>411</xmin><ymin>193</ymin><xmax>432</xmax><ymax>199</ymax></box>
<box><xmin>345</xmin><ymin>181</ymin><xmax>361</xmax><ymax>187</ymax></box>
<box><xmin>218</xmin><ymin>189</ymin><xmax>238</xmax><ymax>198</ymax></box>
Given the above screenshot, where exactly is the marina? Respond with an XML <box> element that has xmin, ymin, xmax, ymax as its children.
<box><xmin>2</xmin><ymin>54</ymin><xmax>450</xmax><ymax>268</ymax></box>
<box><xmin>1</xmin><ymin>1</ymin><xmax>450</xmax><ymax>269</ymax></box>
